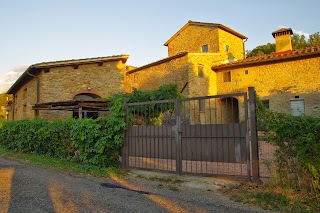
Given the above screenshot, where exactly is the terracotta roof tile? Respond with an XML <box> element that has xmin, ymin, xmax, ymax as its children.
<box><xmin>127</xmin><ymin>52</ymin><xmax>188</xmax><ymax>74</ymax></box>
<box><xmin>164</xmin><ymin>21</ymin><xmax>247</xmax><ymax>46</ymax></box>
<box><xmin>34</xmin><ymin>54</ymin><xmax>129</xmax><ymax>68</ymax></box>
<box><xmin>7</xmin><ymin>54</ymin><xmax>130</xmax><ymax>94</ymax></box>
<box><xmin>272</xmin><ymin>28</ymin><xmax>293</xmax><ymax>38</ymax></box>
<box><xmin>211</xmin><ymin>46</ymin><xmax>320</xmax><ymax>71</ymax></box>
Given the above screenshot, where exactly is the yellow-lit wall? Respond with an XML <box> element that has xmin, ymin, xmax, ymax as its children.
<box><xmin>167</xmin><ymin>25</ymin><xmax>220</xmax><ymax>57</ymax></box>
<box><xmin>126</xmin><ymin>55</ymin><xmax>190</xmax><ymax>96</ymax></box>
<box><xmin>10</xmin><ymin>60</ymin><xmax>127</xmax><ymax>120</ymax></box>
<box><xmin>166</xmin><ymin>25</ymin><xmax>245</xmax><ymax>63</ymax></box>
<box><xmin>275</xmin><ymin>34</ymin><xmax>292</xmax><ymax>52</ymax></box>
<box><xmin>218</xmin><ymin>29</ymin><xmax>245</xmax><ymax>61</ymax></box>
<box><xmin>216</xmin><ymin>57</ymin><xmax>320</xmax><ymax>116</ymax></box>
<box><xmin>12</xmin><ymin>77</ymin><xmax>38</xmax><ymax>120</ymax></box>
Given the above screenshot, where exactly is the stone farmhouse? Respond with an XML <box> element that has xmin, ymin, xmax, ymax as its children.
<box><xmin>6</xmin><ymin>20</ymin><xmax>320</xmax><ymax>120</ymax></box>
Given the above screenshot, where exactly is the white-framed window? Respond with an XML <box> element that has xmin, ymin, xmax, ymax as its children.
<box><xmin>290</xmin><ymin>99</ymin><xmax>305</xmax><ymax>116</ymax></box>
<box><xmin>201</xmin><ymin>44</ymin><xmax>208</xmax><ymax>52</ymax></box>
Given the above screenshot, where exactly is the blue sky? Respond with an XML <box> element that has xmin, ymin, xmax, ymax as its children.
<box><xmin>0</xmin><ymin>0</ymin><xmax>319</xmax><ymax>93</ymax></box>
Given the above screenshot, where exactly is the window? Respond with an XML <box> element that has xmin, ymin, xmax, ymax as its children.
<box><xmin>290</xmin><ymin>99</ymin><xmax>305</xmax><ymax>116</ymax></box>
<box><xmin>73</xmin><ymin>111</ymin><xmax>99</xmax><ymax>119</ymax></box>
<box><xmin>23</xmin><ymin>104</ymin><xmax>27</xmax><ymax>116</ymax></box>
<box><xmin>244</xmin><ymin>70</ymin><xmax>249</xmax><ymax>75</ymax></box>
<box><xmin>225</xmin><ymin>45</ymin><xmax>229</xmax><ymax>52</ymax></box>
<box><xmin>201</xmin><ymin>44</ymin><xmax>208</xmax><ymax>52</ymax></box>
<box><xmin>223</xmin><ymin>71</ymin><xmax>231</xmax><ymax>82</ymax></box>
<box><xmin>199</xmin><ymin>99</ymin><xmax>205</xmax><ymax>112</ymax></box>
<box><xmin>23</xmin><ymin>88</ymin><xmax>27</xmax><ymax>99</ymax></box>
<box><xmin>198</xmin><ymin>65</ymin><xmax>204</xmax><ymax>77</ymax></box>
<box><xmin>261</xmin><ymin>100</ymin><xmax>270</xmax><ymax>109</ymax></box>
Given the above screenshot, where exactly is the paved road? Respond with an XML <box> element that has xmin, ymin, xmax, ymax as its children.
<box><xmin>0</xmin><ymin>157</ymin><xmax>271</xmax><ymax>213</ymax></box>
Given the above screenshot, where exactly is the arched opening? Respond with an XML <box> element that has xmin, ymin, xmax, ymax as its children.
<box><xmin>221</xmin><ymin>97</ymin><xmax>239</xmax><ymax>123</ymax></box>
<box><xmin>72</xmin><ymin>93</ymin><xmax>101</xmax><ymax>119</ymax></box>
<box><xmin>73</xmin><ymin>93</ymin><xmax>100</xmax><ymax>101</ymax></box>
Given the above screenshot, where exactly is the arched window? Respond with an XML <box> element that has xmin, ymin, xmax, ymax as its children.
<box><xmin>220</xmin><ymin>97</ymin><xmax>239</xmax><ymax>123</ymax></box>
<box><xmin>73</xmin><ymin>93</ymin><xmax>101</xmax><ymax>119</ymax></box>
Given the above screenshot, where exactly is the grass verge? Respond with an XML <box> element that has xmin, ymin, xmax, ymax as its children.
<box><xmin>0</xmin><ymin>145</ymin><xmax>124</xmax><ymax>178</ymax></box>
<box><xmin>220</xmin><ymin>182</ymin><xmax>320</xmax><ymax>213</ymax></box>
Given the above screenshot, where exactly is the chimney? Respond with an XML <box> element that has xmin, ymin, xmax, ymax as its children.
<box><xmin>272</xmin><ymin>28</ymin><xmax>293</xmax><ymax>53</ymax></box>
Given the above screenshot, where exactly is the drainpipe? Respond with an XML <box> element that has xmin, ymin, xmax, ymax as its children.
<box><xmin>26</xmin><ymin>67</ymin><xmax>40</xmax><ymax>117</ymax></box>
<box><xmin>243</xmin><ymin>38</ymin><xmax>248</xmax><ymax>58</ymax></box>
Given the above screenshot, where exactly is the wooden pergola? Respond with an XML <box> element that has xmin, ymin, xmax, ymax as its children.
<box><xmin>32</xmin><ymin>100</ymin><xmax>110</xmax><ymax>119</ymax></box>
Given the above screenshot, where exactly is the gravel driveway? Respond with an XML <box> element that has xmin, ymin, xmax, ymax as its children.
<box><xmin>0</xmin><ymin>157</ymin><xmax>272</xmax><ymax>213</ymax></box>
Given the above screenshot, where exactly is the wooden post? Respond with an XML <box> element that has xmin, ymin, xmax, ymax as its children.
<box><xmin>248</xmin><ymin>87</ymin><xmax>259</xmax><ymax>182</ymax></box>
<box><xmin>78</xmin><ymin>106</ymin><xmax>83</xmax><ymax>119</ymax></box>
<box><xmin>174</xmin><ymin>100</ymin><xmax>182</xmax><ymax>175</ymax></box>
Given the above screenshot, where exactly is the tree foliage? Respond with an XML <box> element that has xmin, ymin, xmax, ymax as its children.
<box><xmin>0</xmin><ymin>94</ymin><xmax>12</xmax><ymax>120</ymax></box>
<box><xmin>246</xmin><ymin>32</ymin><xmax>320</xmax><ymax>57</ymax></box>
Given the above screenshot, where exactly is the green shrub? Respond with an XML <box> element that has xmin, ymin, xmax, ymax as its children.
<box><xmin>256</xmin><ymin>97</ymin><xmax>320</xmax><ymax>198</ymax></box>
<box><xmin>0</xmin><ymin>84</ymin><xmax>182</xmax><ymax>168</ymax></box>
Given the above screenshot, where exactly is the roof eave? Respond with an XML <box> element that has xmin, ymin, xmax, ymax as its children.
<box><xmin>164</xmin><ymin>21</ymin><xmax>247</xmax><ymax>46</ymax></box>
<box><xmin>6</xmin><ymin>54</ymin><xmax>130</xmax><ymax>94</ymax></box>
<box><xmin>211</xmin><ymin>51</ymin><xmax>320</xmax><ymax>71</ymax></box>
<box><xmin>6</xmin><ymin>66</ymin><xmax>35</xmax><ymax>94</ymax></box>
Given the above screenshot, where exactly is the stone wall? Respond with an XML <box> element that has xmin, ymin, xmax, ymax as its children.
<box><xmin>10</xmin><ymin>60</ymin><xmax>127</xmax><ymax>120</ymax></box>
<box><xmin>167</xmin><ymin>25</ymin><xmax>220</xmax><ymax>57</ymax></box>
<box><xmin>217</xmin><ymin>28</ymin><xmax>245</xmax><ymax>61</ymax></box>
<box><xmin>166</xmin><ymin>25</ymin><xmax>245</xmax><ymax>64</ymax></box>
<box><xmin>12</xmin><ymin>77</ymin><xmax>38</xmax><ymax>120</ymax></box>
<box><xmin>215</xmin><ymin>57</ymin><xmax>320</xmax><ymax>116</ymax></box>
<box><xmin>126</xmin><ymin>55</ymin><xmax>190</xmax><ymax>97</ymax></box>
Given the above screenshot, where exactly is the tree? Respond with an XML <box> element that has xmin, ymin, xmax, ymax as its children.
<box><xmin>246</xmin><ymin>32</ymin><xmax>320</xmax><ymax>58</ymax></box>
<box><xmin>291</xmin><ymin>33</ymin><xmax>308</xmax><ymax>49</ymax></box>
<box><xmin>0</xmin><ymin>94</ymin><xmax>12</xmax><ymax>120</ymax></box>
<box><xmin>308</xmin><ymin>32</ymin><xmax>320</xmax><ymax>46</ymax></box>
<box><xmin>246</xmin><ymin>43</ymin><xmax>275</xmax><ymax>58</ymax></box>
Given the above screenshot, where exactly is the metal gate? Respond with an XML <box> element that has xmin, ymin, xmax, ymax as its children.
<box><xmin>122</xmin><ymin>90</ymin><xmax>257</xmax><ymax>179</ymax></box>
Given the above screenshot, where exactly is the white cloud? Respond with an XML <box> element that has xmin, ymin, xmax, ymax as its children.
<box><xmin>279</xmin><ymin>25</ymin><xmax>310</xmax><ymax>37</ymax></box>
<box><xmin>0</xmin><ymin>65</ymin><xmax>28</xmax><ymax>93</ymax></box>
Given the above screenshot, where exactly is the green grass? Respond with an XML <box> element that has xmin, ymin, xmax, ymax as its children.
<box><xmin>0</xmin><ymin>145</ymin><xmax>123</xmax><ymax>178</ymax></box>
<box><xmin>220</xmin><ymin>182</ymin><xmax>320</xmax><ymax>213</ymax></box>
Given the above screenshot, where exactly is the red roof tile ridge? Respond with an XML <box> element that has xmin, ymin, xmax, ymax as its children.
<box><xmin>212</xmin><ymin>45</ymin><xmax>320</xmax><ymax>70</ymax></box>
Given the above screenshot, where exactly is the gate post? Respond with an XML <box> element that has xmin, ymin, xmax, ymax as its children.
<box><xmin>121</xmin><ymin>104</ymin><xmax>129</xmax><ymax>169</ymax></box>
<box><xmin>248</xmin><ymin>87</ymin><xmax>259</xmax><ymax>182</ymax></box>
<box><xmin>175</xmin><ymin>99</ymin><xmax>182</xmax><ymax>175</ymax></box>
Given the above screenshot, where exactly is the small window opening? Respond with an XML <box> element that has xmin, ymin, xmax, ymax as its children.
<box><xmin>201</xmin><ymin>44</ymin><xmax>208</xmax><ymax>52</ymax></box>
<box><xmin>261</xmin><ymin>100</ymin><xmax>270</xmax><ymax>109</ymax></box>
<box><xmin>198</xmin><ymin>65</ymin><xmax>204</xmax><ymax>77</ymax></box>
<box><xmin>23</xmin><ymin>88</ymin><xmax>27</xmax><ymax>99</ymax></box>
<box><xmin>244</xmin><ymin>70</ymin><xmax>249</xmax><ymax>75</ymax></box>
<box><xmin>225</xmin><ymin>45</ymin><xmax>229</xmax><ymax>52</ymax></box>
<box><xmin>223</xmin><ymin>71</ymin><xmax>231</xmax><ymax>82</ymax></box>
<box><xmin>295</xmin><ymin>96</ymin><xmax>300</xmax><ymax>99</ymax></box>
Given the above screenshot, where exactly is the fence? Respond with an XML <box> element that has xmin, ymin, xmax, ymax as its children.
<box><xmin>122</xmin><ymin>87</ymin><xmax>260</xmax><ymax>181</ymax></box>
